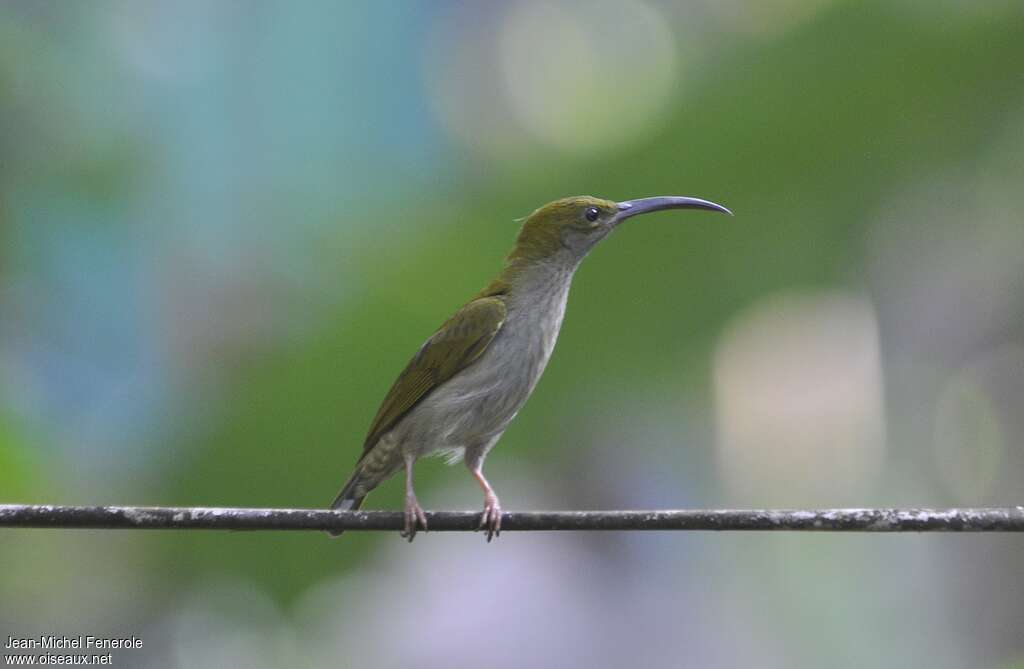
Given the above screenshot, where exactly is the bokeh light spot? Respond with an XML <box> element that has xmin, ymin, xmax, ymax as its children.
<box><xmin>713</xmin><ymin>291</ymin><xmax>886</xmax><ymax>504</ymax></box>
<box><xmin>425</xmin><ymin>0</ymin><xmax>678</xmax><ymax>159</ymax></box>
<box><xmin>498</xmin><ymin>0</ymin><xmax>677</xmax><ymax>154</ymax></box>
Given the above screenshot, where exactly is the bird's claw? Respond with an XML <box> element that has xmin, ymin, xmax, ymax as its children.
<box><xmin>401</xmin><ymin>496</ymin><xmax>428</xmax><ymax>542</ymax></box>
<box><xmin>478</xmin><ymin>494</ymin><xmax>502</xmax><ymax>542</ymax></box>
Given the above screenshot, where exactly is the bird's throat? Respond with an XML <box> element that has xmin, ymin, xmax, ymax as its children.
<box><xmin>477</xmin><ymin>248</ymin><xmax>581</xmax><ymax>301</ymax></box>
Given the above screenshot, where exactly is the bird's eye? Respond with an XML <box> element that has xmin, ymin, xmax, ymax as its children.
<box><xmin>584</xmin><ymin>207</ymin><xmax>600</xmax><ymax>222</ymax></box>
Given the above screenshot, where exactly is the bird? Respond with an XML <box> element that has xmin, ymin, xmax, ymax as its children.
<box><xmin>329</xmin><ymin>194</ymin><xmax>731</xmax><ymax>541</ymax></box>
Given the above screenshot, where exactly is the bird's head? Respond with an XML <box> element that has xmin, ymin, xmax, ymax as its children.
<box><xmin>510</xmin><ymin>195</ymin><xmax>731</xmax><ymax>265</ymax></box>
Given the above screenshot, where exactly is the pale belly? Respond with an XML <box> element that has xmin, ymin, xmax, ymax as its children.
<box><xmin>392</xmin><ymin>323</ymin><xmax>550</xmax><ymax>459</ymax></box>
<box><xmin>356</xmin><ymin>274</ymin><xmax>570</xmax><ymax>490</ymax></box>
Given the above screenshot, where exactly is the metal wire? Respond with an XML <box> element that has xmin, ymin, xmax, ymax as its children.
<box><xmin>2</xmin><ymin>504</ymin><xmax>1023</xmax><ymax>533</ymax></box>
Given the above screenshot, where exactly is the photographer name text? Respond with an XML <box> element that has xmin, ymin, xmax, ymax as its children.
<box><xmin>4</xmin><ymin>636</ymin><xmax>142</xmax><ymax>651</ymax></box>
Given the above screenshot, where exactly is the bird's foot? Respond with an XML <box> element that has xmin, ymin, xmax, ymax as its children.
<box><xmin>478</xmin><ymin>493</ymin><xmax>502</xmax><ymax>542</ymax></box>
<box><xmin>401</xmin><ymin>494</ymin><xmax>428</xmax><ymax>542</ymax></box>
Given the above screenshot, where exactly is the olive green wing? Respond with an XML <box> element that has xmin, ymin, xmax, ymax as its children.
<box><xmin>360</xmin><ymin>296</ymin><xmax>507</xmax><ymax>455</ymax></box>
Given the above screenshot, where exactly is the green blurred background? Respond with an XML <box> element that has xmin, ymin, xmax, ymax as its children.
<box><xmin>2</xmin><ymin>1</ymin><xmax>1023</xmax><ymax>666</ymax></box>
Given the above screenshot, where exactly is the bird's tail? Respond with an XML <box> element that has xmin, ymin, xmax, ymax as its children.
<box><xmin>326</xmin><ymin>469</ymin><xmax>367</xmax><ymax>538</ymax></box>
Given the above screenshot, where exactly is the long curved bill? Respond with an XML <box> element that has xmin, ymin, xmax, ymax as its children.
<box><xmin>614</xmin><ymin>196</ymin><xmax>732</xmax><ymax>224</ymax></box>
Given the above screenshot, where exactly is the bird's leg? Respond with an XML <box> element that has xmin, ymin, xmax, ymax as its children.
<box><xmin>400</xmin><ymin>453</ymin><xmax>427</xmax><ymax>542</ymax></box>
<box><xmin>468</xmin><ymin>462</ymin><xmax>502</xmax><ymax>542</ymax></box>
